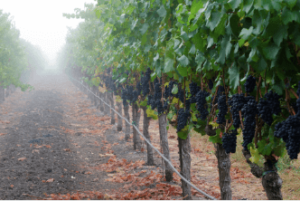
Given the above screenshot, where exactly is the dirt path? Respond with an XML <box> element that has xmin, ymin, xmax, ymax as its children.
<box><xmin>0</xmin><ymin>70</ymin><xmax>208</xmax><ymax>200</ymax></box>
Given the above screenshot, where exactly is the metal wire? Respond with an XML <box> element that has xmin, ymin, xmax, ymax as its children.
<box><xmin>71</xmin><ymin>77</ymin><xmax>217</xmax><ymax>200</ymax></box>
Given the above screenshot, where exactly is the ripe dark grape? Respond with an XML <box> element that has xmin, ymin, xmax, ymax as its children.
<box><xmin>164</xmin><ymin>86</ymin><xmax>169</xmax><ymax>99</ymax></box>
<box><xmin>264</xmin><ymin>91</ymin><xmax>281</xmax><ymax>115</ymax></box>
<box><xmin>163</xmin><ymin>100</ymin><xmax>168</xmax><ymax>110</ymax></box>
<box><xmin>229</xmin><ymin>94</ymin><xmax>246</xmax><ymax>128</ymax></box>
<box><xmin>241</xmin><ymin>98</ymin><xmax>257</xmax><ymax>150</ymax></box>
<box><xmin>147</xmin><ymin>95</ymin><xmax>153</xmax><ymax>106</ymax></box>
<box><xmin>177</xmin><ymin>108</ymin><xmax>190</xmax><ymax>132</ymax></box>
<box><xmin>244</xmin><ymin>75</ymin><xmax>256</xmax><ymax>93</ymax></box>
<box><xmin>257</xmin><ymin>98</ymin><xmax>273</xmax><ymax>126</ymax></box>
<box><xmin>275</xmin><ymin>115</ymin><xmax>300</xmax><ymax>159</ymax></box>
<box><xmin>222</xmin><ymin>129</ymin><xmax>237</xmax><ymax>154</ymax></box>
<box><xmin>141</xmin><ymin>68</ymin><xmax>151</xmax><ymax>96</ymax></box>
<box><xmin>208</xmin><ymin>79</ymin><xmax>213</xmax><ymax>90</ymax></box>
<box><xmin>177</xmin><ymin>88</ymin><xmax>185</xmax><ymax>102</ymax></box>
<box><xmin>189</xmin><ymin>82</ymin><xmax>200</xmax><ymax>96</ymax></box>
<box><xmin>297</xmin><ymin>81</ymin><xmax>300</xmax><ymax>96</ymax></box>
<box><xmin>190</xmin><ymin>96</ymin><xmax>197</xmax><ymax>103</ymax></box>
<box><xmin>136</xmin><ymin>81</ymin><xmax>142</xmax><ymax>95</ymax></box>
<box><xmin>296</xmin><ymin>98</ymin><xmax>300</xmax><ymax>116</ymax></box>
<box><xmin>216</xmin><ymin>95</ymin><xmax>227</xmax><ymax>125</ymax></box>
<box><xmin>212</xmin><ymin>86</ymin><xmax>225</xmax><ymax>105</ymax></box>
<box><xmin>154</xmin><ymin>78</ymin><xmax>162</xmax><ymax>100</ymax></box>
<box><xmin>185</xmin><ymin>99</ymin><xmax>191</xmax><ymax>112</ymax></box>
<box><xmin>196</xmin><ymin>90</ymin><xmax>210</xmax><ymax>120</ymax></box>
<box><xmin>157</xmin><ymin>99</ymin><xmax>164</xmax><ymax>114</ymax></box>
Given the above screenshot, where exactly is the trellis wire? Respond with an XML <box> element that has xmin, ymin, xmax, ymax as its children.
<box><xmin>71</xmin><ymin>77</ymin><xmax>217</xmax><ymax>200</ymax></box>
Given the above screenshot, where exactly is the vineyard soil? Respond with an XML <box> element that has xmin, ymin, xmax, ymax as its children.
<box><xmin>0</xmin><ymin>70</ymin><xmax>299</xmax><ymax>199</ymax></box>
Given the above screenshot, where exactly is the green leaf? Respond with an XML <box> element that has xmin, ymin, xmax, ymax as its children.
<box><xmin>177</xmin><ymin>66</ymin><xmax>188</xmax><ymax>77</ymax></box>
<box><xmin>239</xmin><ymin>26</ymin><xmax>253</xmax><ymax>40</ymax></box>
<box><xmin>282</xmin><ymin>7</ymin><xmax>298</xmax><ymax>25</ymax></box>
<box><xmin>287</xmin><ymin>0</ymin><xmax>297</xmax><ymax>9</ymax></box>
<box><xmin>177</xmin><ymin>126</ymin><xmax>189</xmax><ymax>140</ymax></box>
<box><xmin>177</xmin><ymin>55</ymin><xmax>189</xmax><ymax>67</ymax></box>
<box><xmin>262</xmin><ymin>43</ymin><xmax>280</xmax><ymax>60</ymax></box>
<box><xmin>188</xmin><ymin>0</ymin><xmax>203</xmax><ymax>22</ymax></box>
<box><xmin>172</xmin><ymin>84</ymin><xmax>178</xmax><ymax>95</ymax></box>
<box><xmin>257</xmin><ymin>56</ymin><xmax>267</xmax><ymax>72</ymax></box>
<box><xmin>206</xmin><ymin>11</ymin><xmax>223</xmax><ymax>31</ymax></box>
<box><xmin>243</xmin><ymin>0</ymin><xmax>254</xmax><ymax>13</ymax></box>
<box><xmin>228</xmin><ymin>62</ymin><xmax>240</xmax><ymax>89</ymax></box>
<box><xmin>273</xmin><ymin>25</ymin><xmax>288</xmax><ymax>46</ymax></box>
<box><xmin>140</xmin><ymin>23</ymin><xmax>149</xmax><ymax>35</ymax></box>
<box><xmin>157</xmin><ymin>5</ymin><xmax>167</xmax><ymax>18</ymax></box>
<box><xmin>164</xmin><ymin>58</ymin><xmax>175</xmax><ymax>73</ymax></box>
<box><xmin>228</xmin><ymin>0</ymin><xmax>242</xmax><ymax>10</ymax></box>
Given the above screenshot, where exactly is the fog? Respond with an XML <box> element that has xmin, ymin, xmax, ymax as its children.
<box><xmin>1</xmin><ymin>0</ymin><xmax>96</xmax><ymax>69</ymax></box>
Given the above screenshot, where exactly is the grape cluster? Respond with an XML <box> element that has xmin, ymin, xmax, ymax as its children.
<box><xmin>244</xmin><ymin>75</ymin><xmax>256</xmax><ymax>93</ymax></box>
<box><xmin>176</xmin><ymin>88</ymin><xmax>185</xmax><ymax>102</ymax></box>
<box><xmin>164</xmin><ymin>86</ymin><xmax>169</xmax><ymax>99</ymax></box>
<box><xmin>163</xmin><ymin>100</ymin><xmax>169</xmax><ymax>110</ymax></box>
<box><xmin>157</xmin><ymin>99</ymin><xmax>164</xmax><ymax>114</ymax></box>
<box><xmin>136</xmin><ymin>81</ymin><xmax>142</xmax><ymax>95</ymax></box>
<box><xmin>189</xmin><ymin>82</ymin><xmax>200</xmax><ymax>96</ymax></box>
<box><xmin>241</xmin><ymin>98</ymin><xmax>257</xmax><ymax>150</ymax></box>
<box><xmin>177</xmin><ymin>108</ymin><xmax>190</xmax><ymax>132</ymax></box>
<box><xmin>297</xmin><ymin>81</ymin><xmax>300</xmax><ymax>97</ymax></box>
<box><xmin>297</xmin><ymin>98</ymin><xmax>300</xmax><ymax>116</ymax></box>
<box><xmin>274</xmin><ymin>115</ymin><xmax>300</xmax><ymax>159</ymax></box>
<box><xmin>103</xmin><ymin>76</ymin><xmax>116</xmax><ymax>91</ymax></box>
<box><xmin>185</xmin><ymin>99</ymin><xmax>191</xmax><ymax>112</ymax></box>
<box><xmin>141</xmin><ymin>68</ymin><xmax>151</xmax><ymax>96</ymax></box>
<box><xmin>196</xmin><ymin>90</ymin><xmax>210</xmax><ymax>120</ymax></box>
<box><xmin>257</xmin><ymin>98</ymin><xmax>273</xmax><ymax>126</ymax></box>
<box><xmin>264</xmin><ymin>91</ymin><xmax>281</xmax><ymax>115</ymax></box>
<box><xmin>222</xmin><ymin>129</ymin><xmax>238</xmax><ymax>154</ymax></box>
<box><xmin>212</xmin><ymin>86</ymin><xmax>225</xmax><ymax>105</ymax></box>
<box><xmin>216</xmin><ymin>95</ymin><xmax>227</xmax><ymax>125</ymax></box>
<box><xmin>208</xmin><ymin>79</ymin><xmax>213</xmax><ymax>90</ymax></box>
<box><xmin>229</xmin><ymin>94</ymin><xmax>245</xmax><ymax>128</ymax></box>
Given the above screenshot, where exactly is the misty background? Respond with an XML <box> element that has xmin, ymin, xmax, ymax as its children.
<box><xmin>1</xmin><ymin>0</ymin><xmax>96</xmax><ymax>69</ymax></box>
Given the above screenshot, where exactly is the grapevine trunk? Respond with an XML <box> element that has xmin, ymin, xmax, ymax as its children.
<box><xmin>215</xmin><ymin>143</ymin><xmax>232</xmax><ymax>200</ymax></box>
<box><xmin>142</xmin><ymin>106</ymin><xmax>154</xmax><ymax>165</ymax></box>
<box><xmin>178</xmin><ymin>134</ymin><xmax>192</xmax><ymax>200</ymax></box>
<box><xmin>158</xmin><ymin>114</ymin><xmax>173</xmax><ymax>182</ymax></box>
<box><xmin>262</xmin><ymin>160</ymin><xmax>283</xmax><ymax>200</ymax></box>
<box><xmin>109</xmin><ymin>92</ymin><xmax>115</xmax><ymax>125</ymax></box>
<box><xmin>117</xmin><ymin>102</ymin><xmax>123</xmax><ymax>131</ymax></box>
<box><xmin>123</xmin><ymin>105</ymin><xmax>130</xmax><ymax>141</ymax></box>
<box><xmin>132</xmin><ymin>103</ymin><xmax>142</xmax><ymax>150</ymax></box>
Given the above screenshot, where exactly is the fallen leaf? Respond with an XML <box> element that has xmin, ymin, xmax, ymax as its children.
<box><xmin>18</xmin><ymin>157</ymin><xmax>26</xmax><ymax>161</ymax></box>
<box><xmin>45</xmin><ymin>145</ymin><xmax>51</xmax><ymax>148</ymax></box>
<box><xmin>10</xmin><ymin>184</ymin><xmax>14</xmax><ymax>188</ymax></box>
<box><xmin>85</xmin><ymin>172</ymin><xmax>92</xmax><ymax>175</ymax></box>
<box><xmin>42</xmin><ymin>180</ymin><xmax>46</xmax><ymax>183</ymax></box>
<box><xmin>0</xmin><ymin>133</ymin><xmax>7</xmax><ymax>136</ymax></box>
<box><xmin>32</xmin><ymin>150</ymin><xmax>40</xmax><ymax>154</ymax></box>
<box><xmin>64</xmin><ymin>148</ymin><xmax>71</xmax><ymax>152</ymax></box>
<box><xmin>46</xmin><ymin>178</ymin><xmax>54</xmax><ymax>183</ymax></box>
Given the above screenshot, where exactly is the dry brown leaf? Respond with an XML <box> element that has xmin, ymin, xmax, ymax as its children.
<box><xmin>46</xmin><ymin>178</ymin><xmax>54</xmax><ymax>183</ymax></box>
<box><xmin>0</xmin><ymin>133</ymin><xmax>7</xmax><ymax>136</ymax></box>
<box><xmin>10</xmin><ymin>184</ymin><xmax>14</xmax><ymax>188</ymax></box>
<box><xmin>64</xmin><ymin>148</ymin><xmax>71</xmax><ymax>152</ymax></box>
<box><xmin>18</xmin><ymin>157</ymin><xmax>26</xmax><ymax>161</ymax></box>
<box><xmin>85</xmin><ymin>172</ymin><xmax>92</xmax><ymax>175</ymax></box>
<box><xmin>32</xmin><ymin>150</ymin><xmax>40</xmax><ymax>154</ymax></box>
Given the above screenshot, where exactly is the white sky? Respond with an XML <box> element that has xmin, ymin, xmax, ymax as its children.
<box><xmin>1</xmin><ymin>0</ymin><xmax>96</xmax><ymax>67</ymax></box>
